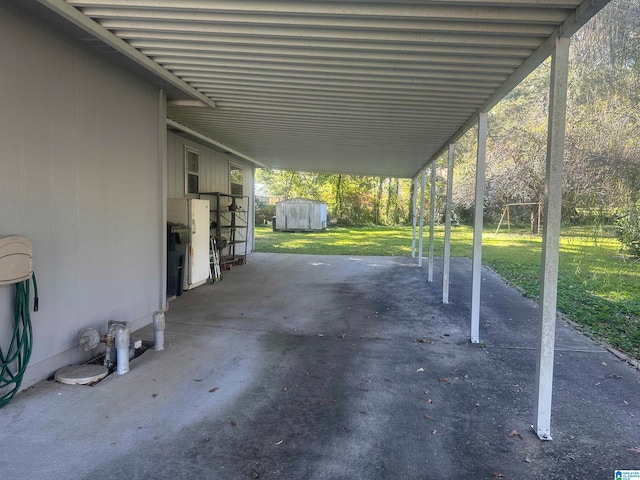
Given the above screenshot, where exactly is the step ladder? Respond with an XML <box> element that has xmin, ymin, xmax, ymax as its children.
<box><xmin>209</xmin><ymin>237</ymin><xmax>222</xmax><ymax>282</ymax></box>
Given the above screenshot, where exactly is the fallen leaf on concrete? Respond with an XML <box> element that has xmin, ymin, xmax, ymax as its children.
<box><xmin>606</xmin><ymin>374</ymin><xmax>623</xmax><ymax>379</ymax></box>
<box><xmin>438</xmin><ymin>378</ymin><xmax>449</xmax><ymax>383</ymax></box>
<box><xmin>424</xmin><ymin>415</ymin><xmax>435</xmax><ymax>422</ymax></box>
<box><xmin>230</xmin><ymin>421</ymin><xmax>237</xmax><ymax>427</ymax></box>
<box><xmin>255</xmin><ymin>453</ymin><xmax>263</xmax><ymax>459</ymax></box>
<box><xmin>431</xmin><ymin>429</ymin><xmax>437</xmax><ymax>435</ymax></box>
<box><xmin>525</xmin><ymin>456</ymin><xmax>531</xmax><ymax>463</ymax></box>
<box><xmin>251</xmin><ymin>469</ymin><xmax>260</xmax><ymax>478</ymax></box>
<box><xmin>275</xmin><ymin>440</ymin><xmax>283</xmax><ymax>445</ymax></box>
<box><xmin>508</xmin><ymin>430</ymin><xmax>523</xmax><ymax>440</ymax></box>
<box><xmin>359</xmin><ymin>388</ymin><xmax>369</xmax><ymax>392</ymax></box>
<box><xmin>491</xmin><ymin>473</ymin><xmax>507</xmax><ymax>479</ymax></box>
<box><xmin>384</xmin><ymin>378</ymin><xmax>394</xmax><ymax>383</ymax></box>
<box><xmin>416</xmin><ymin>368</ymin><xmax>425</xmax><ymax>373</ymax></box>
<box><xmin>209</xmin><ymin>387</ymin><xmax>219</xmax><ymax>393</ymax></box>
<box><xmin>415</xmin><ymin>337</ymin><xmax>434</xmax><ymax>344</ymax></box>
<box><xmin>629</xmin><ymin>447</ymin><xmax>640</xmax><ymax>454</ymax></box>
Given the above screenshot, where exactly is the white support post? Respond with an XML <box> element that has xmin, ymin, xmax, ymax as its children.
<box><xmin>443</xmin><ymin>144</ymin><xmax>455</xmax><ymax>304</ymax></box>
<box><xmin>411</xmin><ymin>177</ymin><xmax>418</xmax><ymax>258</ymax></box>
<box><xmin>470</xmin><ymin>112</ymin><xmax>488</xmax><ymax>344</ymax></box>
<box><xmin>428</xmin><ymin>162</ymin><xmax>437</xmax><ymax>282</ymax></box>
<box><xmin>534</xmin><ymin>36</ymin><xmax>570</xmax><ymax>441</ymax></box>
<box><xmin>417</xmin><ymin>170</ymin><xmax>426</xmax><ymax>267</ymax></box>
<box><xmin>159</xmin><ymin>89</ymin><xmax>168</xmax><ymax>310</ymax></box>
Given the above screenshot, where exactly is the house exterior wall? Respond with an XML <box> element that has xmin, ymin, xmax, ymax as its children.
<box><xmin>167</xmin><ymin>131</ymin><xmax>255</xmax><ymax>251</ymax></box>
<box><xmin>0</xmin><ymin>7</ymin><xmax>163</xmax><ymax>388</ymax></box>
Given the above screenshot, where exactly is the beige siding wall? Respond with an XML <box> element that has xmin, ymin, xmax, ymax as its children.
<box><xmin>167</xmin><ymin>131</ymin><xmax>255</xmax><ymax>250</ymax></box>
<box><xmin>0</xmin><ymin>7</ymin><xmax>163</xmax><ymax>387</ymax></box>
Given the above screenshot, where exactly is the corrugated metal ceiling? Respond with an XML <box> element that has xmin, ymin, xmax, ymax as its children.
<box><xmin>62</xmin><ymin>0</ymin><xmax>609</xmax><ymax>177</ymax></box>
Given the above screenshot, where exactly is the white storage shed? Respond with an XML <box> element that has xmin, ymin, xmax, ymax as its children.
<box><xmin>275</xmin><ymin>199</ymin><xmax>327</xmax><ymax>232</ymax></box>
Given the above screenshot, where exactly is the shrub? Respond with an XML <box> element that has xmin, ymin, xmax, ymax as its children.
<box><xmin>614</xmin><ymin>211</ymin><xmax>640</xmax><ymax>257</ymax></box>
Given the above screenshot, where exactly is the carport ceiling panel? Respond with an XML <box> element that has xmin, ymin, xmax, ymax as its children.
<box><xmin>67</xmin><ymin>0</ymin><xmax>605</xmax><ymax>177</ymax></box>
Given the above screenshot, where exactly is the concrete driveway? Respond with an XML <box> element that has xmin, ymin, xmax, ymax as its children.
<box><xmin>1</xmin><ymin>253</ymin><xmax>639</xmax><ymax>479</ymax></box>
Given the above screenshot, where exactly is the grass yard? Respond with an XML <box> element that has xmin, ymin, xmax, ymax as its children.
<box><xmin>254</xmin><ymin>225</ymin><xmax>640</xmax><ymax>359</ymax></box>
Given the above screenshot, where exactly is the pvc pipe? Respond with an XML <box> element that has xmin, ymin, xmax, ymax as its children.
<box><xmin>110</xmin><ymin>321</ymin><xmax>130</xmax><ymax>375</ymax></box>
<box><xmin>153</xmin><ymin>311</ymin><xmax>165</xmax><ymax>351</ymax></box>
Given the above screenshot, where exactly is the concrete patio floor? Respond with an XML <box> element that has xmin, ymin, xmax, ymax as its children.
<box><xmin>1</xmin><ymin>253</ymin><xmax>639</xmax><ymax>479</ymax></box>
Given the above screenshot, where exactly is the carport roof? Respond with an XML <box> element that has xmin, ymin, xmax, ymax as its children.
<box><xmin>33</xmin><ymin>0</ymin><xmax>609</xmax><ymax>177</ymax></box>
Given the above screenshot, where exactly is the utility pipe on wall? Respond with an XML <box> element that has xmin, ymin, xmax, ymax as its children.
<box><xmin>109</xmin><ymin>321</ymin><xmax>130</xmax><ymax>375</ymax></box>
<box><xmin>153</xmin><ymin>310</ymin><xmax>165</xmax><ymax>351</ymax></box>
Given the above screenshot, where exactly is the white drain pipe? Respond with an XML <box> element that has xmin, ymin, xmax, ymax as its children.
<box><xmin>109</xmin><ymin>321</ymin><xmax>130</xmax><ymax>375</ymax></box>
<box><xmin>153</xmin><ymin>311</ymin><xmax>165</xmax><ymax>351</ymax></box>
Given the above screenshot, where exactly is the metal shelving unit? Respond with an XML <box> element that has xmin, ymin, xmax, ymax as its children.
<box><xmin>200</xmin><ymin>192</ymin><xmax>248</xmax><ymax>268</ymax></box>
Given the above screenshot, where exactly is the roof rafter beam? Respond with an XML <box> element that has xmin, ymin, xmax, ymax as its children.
<box><xmin>166</xmin><ymin>118</ymin><xmax>265</xmax><ymax>167</ymax></box>
<box><xmin>132</xmin><ymin>38</ymin><xmax>534</xmax><ymax>58</ymax></box>
<box><xmin>152</xmin><ymin>51</ymin><xmax>524</xmax><ymax>69</ymax></box>
<box><xmin>191</xmin><ymin>81</ymin><xmax>495</xmax><ymax>97</ymax></box>
<box><xmin>100</xmin><ymin>20</ymin><xmax>545</xmax><ymax>48</ymax></box>
<box><xmin>203</xmin><ymin>91</ymin><xmax>486</xmax><ymax>108</ymax></box>
<box><xmin>77</xmin><ymin>5</ymin><xmax>571</xmax><ymax>25</ymax></box>
<box><xmin>186</xmin><ymin>75</ymin><xmax>501</xmax><ymax>90</ymax></box>
<box><xmin>177</xmin><ymin>68</ymin><xmax>508</xmax><ymax>84</ymax></box>
<box><xmin>139</xmin><ymin>45</ymin><xmax>529</xmax><ymax>64</ymax></box>
<box><xmin>197</xmin><ymin>85</ymin><xmax>490</xmax><ymax>103</ymax></box>
<box><xmin>165</xmin><ymin>60</ymin><xmax>515</xmax><ymax>77</ymax></box>
<box><xmin>89</xmin><ymin>17</ymin><xmax>557</xmax><ymax>37</ymax></box>
<box><xmin>213</xmin><ymin>100</ymin><xmax>476</xmax><ymax>117</ymax></box>
<box><xmin>68</xmin><ymin>0</ymin><xmax>583</xmax><ymax>15</ymax></box>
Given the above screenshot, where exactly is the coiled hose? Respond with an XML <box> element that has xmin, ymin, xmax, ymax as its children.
<box><xmin>0</xmin><ymin>273</ymin><xmax>38</xmax><ymax>408</ymax></box>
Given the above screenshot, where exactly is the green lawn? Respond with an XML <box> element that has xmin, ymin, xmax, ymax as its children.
<box><xmin>255</xmin><ymin>225</ymin><xmax>640</xmax><ymax>359</ymax></box>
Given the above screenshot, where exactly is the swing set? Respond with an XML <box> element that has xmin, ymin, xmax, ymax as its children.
<box><xmin>495</xmin><ymin>202</ymin><xmax>542</xmax><ymax>234</ymax></box>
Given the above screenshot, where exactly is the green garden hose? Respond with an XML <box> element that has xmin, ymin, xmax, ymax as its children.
<box><xmin>0</xmin><ymin>272</ymin><xmax>38</xmax><ymax>408</ymax></box>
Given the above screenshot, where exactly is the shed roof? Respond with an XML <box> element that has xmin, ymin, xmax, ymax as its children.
<box><xmin>277</xmin><ymin>198</ymin><xmax>327</xmax><ymax>205</ymax></box>
<box><xmin>32</xmin><ymin>0</ymin><xmax>610</xmax><ymax>177</ymax></box>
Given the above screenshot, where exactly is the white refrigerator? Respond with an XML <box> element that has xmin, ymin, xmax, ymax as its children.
<box><xmin>167</xmin><ymin>198</ymin><xmax>210</xmax><ymax>290</ymax></box>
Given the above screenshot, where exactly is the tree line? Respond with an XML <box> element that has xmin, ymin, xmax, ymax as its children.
<box><xmin>256</xmin><ymin>0</ymin><xmax>639</xmax><ymax>255</ymax></box>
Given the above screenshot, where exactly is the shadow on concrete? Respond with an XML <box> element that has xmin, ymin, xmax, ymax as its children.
<box><xmin>1</xmin><ymin>253</ymin><xmax>638</xmax><ymax>479</ymax></box>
